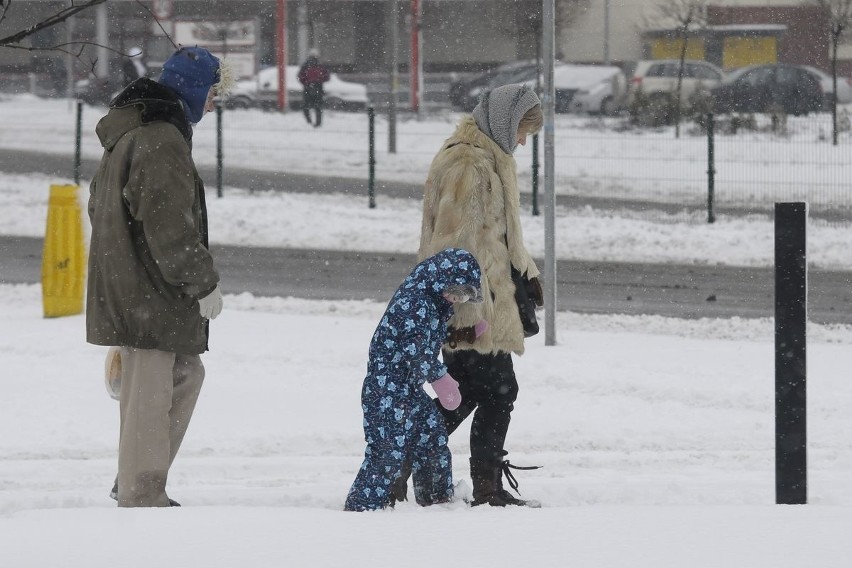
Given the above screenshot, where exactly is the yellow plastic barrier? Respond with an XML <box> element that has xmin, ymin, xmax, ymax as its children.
<box><xmin>42</xmin><ymin>184</ymin><xmax>85</xmax><ymax>318</ymax></box>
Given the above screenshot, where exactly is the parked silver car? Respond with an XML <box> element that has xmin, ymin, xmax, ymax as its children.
<box><xmin>460</xmin><ymin>62</ymin><xmax>626</xmax><ymax>115</ymax></box>
<box><xmin>629</xmin><ymin>59</ymin><xmax>725</xmax><ymax>107</ymax></box>
<box><xmin>551</xmin><ymin>64</ymin><xmax>626</xmax><ymax>115</ymax></box>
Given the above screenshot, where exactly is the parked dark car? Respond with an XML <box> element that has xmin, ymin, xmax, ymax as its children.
<box><xmin>450</xmin><ymin>60</ymin><xmax>625</xmax><ymax>115</ymax></box>
<box><xmin>449</xmin><ymin>60</ymin><xmax>537</xmax><ymax>111</ymax></box>
<box><xmin>710</xmin><ymin>64</ymin><xmax>823</xmax><ymax>116</ymax></box>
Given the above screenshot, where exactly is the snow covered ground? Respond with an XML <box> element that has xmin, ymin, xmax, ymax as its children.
<box><xmin>2</xmin><ymin>95</ymin><xmax>852</xmax><ymax>566</ymax></box>
<box><xmin>3</xmin><ymin>170</ymin><xmax>852</xmax><ymax>270</ymax></box>
<box><xmin>2</xmin><ymin>285</ymin><xmax>852</xmax><ymax>566</ymax></box>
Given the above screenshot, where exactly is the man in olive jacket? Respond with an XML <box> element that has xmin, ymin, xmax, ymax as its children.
<box><xmin>87</xmin><ymin>47</ymin><xmax>229</xmax><ymax>507</ymax></box>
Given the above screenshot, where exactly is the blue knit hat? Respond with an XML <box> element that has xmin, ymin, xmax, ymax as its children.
<box><xmin>158</xmin><ymin>47</ymin><xmax>220</xmax><ymax>123</ymax></box>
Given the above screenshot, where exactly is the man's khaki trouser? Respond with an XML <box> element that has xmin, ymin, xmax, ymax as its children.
<box><xmin>117</xmin><ymin>347</ymin><xmax>204</xmax><ymax>507</ymax></box>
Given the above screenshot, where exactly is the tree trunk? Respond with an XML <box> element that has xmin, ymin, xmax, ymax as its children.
<box><xmin>832</xmin><ymin>29</ymin><xmax>840</xmax><ymax>146</ymax></box>
<box><xmin>675</xmin><ymin>25</ymin><xmax>689</xmax><ymax>139</ymax></box>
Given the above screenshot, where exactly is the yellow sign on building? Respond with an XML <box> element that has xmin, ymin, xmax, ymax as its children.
<box><xmin>723</xmin><ymin>36</ymin><xmax>778</xmax><ymax>69</ymax></box>
<box><xmin>651</xmin><ymin>37</ymin><xmax>706</xmax><ymax>61</ymax></box>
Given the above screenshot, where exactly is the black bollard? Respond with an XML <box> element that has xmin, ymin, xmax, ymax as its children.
<box><xmin>774</xmin><ymin>202</ymin><xmax>807</xmax><ymax>505</ymax></box>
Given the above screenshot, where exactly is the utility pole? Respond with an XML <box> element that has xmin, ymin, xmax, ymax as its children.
<box><xmin>604</xmin><ymin>0</ymin><xmax>611</xmax><ymax>64</ymax></box>
<box><xmin>65</xmin><ymin>1</ymin><xmax>76</xmax><ymax>100</ymax></box>
<box><xmin>276</xmin><ymin>0</ymin><xmax>288</xmax><ymax>112</ymax></box>
<box><xmin>409</xmin><ymin>0</ymin><xmax>422</xmax><ymax>114</ymax></box>
<box><xmin>542</xmin><ymin>0</ymin><xmax>556</xmax><ymax>345</ymax></box>
<box><xmin>95</xmin><ymin>2</ymin><xmax>108</xmax><ymax>80</ymax></box>
<box><xmin>296</xmin><ymin>0</ymin><xmax>309</xmax><ymax>63</ymax></box>
<box><xmin>388</xmin><ymin>0</ymin><xmax>398</xmax><ymax>153</ymax></box>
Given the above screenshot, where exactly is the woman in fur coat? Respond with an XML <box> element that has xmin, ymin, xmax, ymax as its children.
<box><xmin>417</xmin><ymin>83</ymin><xmax>544</xmax><ymax>507</ymax></box>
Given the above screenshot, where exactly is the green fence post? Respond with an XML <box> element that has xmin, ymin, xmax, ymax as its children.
<box><xmin>74</xmin><ymin>101</ymin><xmax>82</xmax><ymax>186</ymax></box>
<box><xmin>216</xmin><ymin>103</ymin><xmax>223</xmax><ymax>198</ymax></box>
<box><xmin>707</xmin><ymin>112</ymin><xmax>715</xmax><ymax>224</ymax></box>
<box><xmin>368</xmin><ymin>106</ymin><xmax>376</xmax><ymax>209</ymax></box>
<box><xmin>532</xmin><ymin>133</ymin><xmax>540</xmax><ymax>216</ymax></box>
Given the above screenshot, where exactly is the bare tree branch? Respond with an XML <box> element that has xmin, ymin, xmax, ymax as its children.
<box><xmin>0</xmin><ymin>0</ymin><xmax>107</xmax><ymax>48</ymax></box>
<box><xmin>0</xmin><ymin>0</ymin><xmax>13</xmax><ymax>29</ymax></box>
<box><xmin>654</xmin><ymin>0</ymin><xmax>707</xmax><ymax>33</ymax></box>
<box><xmin>813</xmin><ymin>0</ymin><xmax>852</xmax><ymax>35</ymax></box>
<box><xmin>811</xmin><ymin>0</ymin><xmax>852</xmax><ymax>145</ymax></box>
<box><xmin>2</xmin><ymin>39</ymin><xmax>134</xmax><ymax>60</ymax></box>
<box><xmin>134</xmin><ymin>0</ymin><xmax>177</xmax><ymax>50</ymax></box>
<box><xmin>649</xmin><ymin>0</ymin><xmax>708</xmax><ymax>138</ymax></box>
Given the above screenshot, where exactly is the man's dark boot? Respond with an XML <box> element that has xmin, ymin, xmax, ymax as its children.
<box><xmin>470</xmin><ymin>457</ymin><xmax>541</xmax><ymax>508</ymax></box>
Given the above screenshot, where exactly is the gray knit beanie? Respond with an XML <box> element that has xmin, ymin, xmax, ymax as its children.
<box><xmin>472</xmin><ymin>83</ymin><xmax>541</xmax><ymax>155</ymax></box>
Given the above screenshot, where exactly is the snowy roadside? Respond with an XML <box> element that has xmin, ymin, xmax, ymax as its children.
<box><xmin>3</xmin><ymin>171</ymin><xmax>851</xmax><ymax>270</ymax></box>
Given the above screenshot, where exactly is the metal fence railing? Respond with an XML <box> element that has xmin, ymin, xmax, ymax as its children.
<box><xmin>24</xmin><ymin>101</ymin><xmax>852</xmax><ymax>227</ymax></box>
<box><xmin>553</xmin><ymin>112</ymin><xmax>852</xmax><ymax>226</ymax></box>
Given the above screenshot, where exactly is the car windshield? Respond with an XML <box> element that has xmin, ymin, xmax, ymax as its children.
<box><xmin>803</xmin><ymin>66</ymin><xmax>829</xmax><ymax>81</ymax></box>
<box><xmin>488</xmin><ymin>65</ymin><xmax>537</xmax><ymax>87</ymax></box>
<box><xmin>722</xmin><ymin>66</ymin><xmax>754</xmax><ymax>84</ymax></box>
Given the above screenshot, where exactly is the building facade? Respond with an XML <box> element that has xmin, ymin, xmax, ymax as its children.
<box><xmin>1</xmin><ymin>0</ymin><xmax>545</xmax><ymax>93</ymax></box>
<box><xmin>2</xmin><ymin>0</ymin><xmax>850</xmax><ymax>95</ymax></box>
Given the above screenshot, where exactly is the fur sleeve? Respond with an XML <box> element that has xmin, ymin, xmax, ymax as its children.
<box><xmin>418</xmin><ymin>149</ymin><xmax>489</xmax><ymax>326</ymax></box>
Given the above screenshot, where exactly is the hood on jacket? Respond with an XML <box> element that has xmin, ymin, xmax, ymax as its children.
<box><xmin>158</xmin><ymin>46</ymin><xmax>221</xmax><ymax>124</ymax></box>
<box><xmin>472</xmin><ymin>83</ymin><xmax>540</xmax><ymax>155</ymax></box>
<box><xmin>96</xmin><ymin>78</ymin><xmax>192</xmax><ymax>151</ymax></box>
<box><xmin>404</xmin><ymin>248</ymin><xmax>482</xmax><ymax>312</ymax></box>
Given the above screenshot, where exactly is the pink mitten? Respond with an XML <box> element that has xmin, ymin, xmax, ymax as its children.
<box><xmin>474</xmin><ymin>319</ymin><xmax>489</xmax><ymax>338</ymax></box>
<box><xmin>432</xmin><ymin>373</ymin><xmax>462</xmax><ymax>410</ymax></box>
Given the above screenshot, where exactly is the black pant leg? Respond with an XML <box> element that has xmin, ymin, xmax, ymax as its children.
<box><xmin>438</xmin><ymin>349</ymin><xmax>477</xmax><ymax>434</ymax></box>
<box><xmin>468</xmin><ymin>352</ymin><xmax>517</xmax><ymax>462</ymax></box>
<box><xmin>441</xmin><ymin>350</ymin><xmax>518</xmax><ymax>463</ymax></box>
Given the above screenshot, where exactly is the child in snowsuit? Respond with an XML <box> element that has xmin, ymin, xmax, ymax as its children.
<box><xmin>344</xmin><ymin>248</ymin><xmax>485</xmax><ymax>511</ymax></box>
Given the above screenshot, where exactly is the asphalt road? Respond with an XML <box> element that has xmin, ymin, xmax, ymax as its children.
<box><xmin>3</xmin><ymin>148</ymin><xmax>851</xmax><ymax>323</ymax></box>
<box><xmin>4</xmin><ymin>235</ymin><xmax>851</xmax><ymax>324</ymax></box>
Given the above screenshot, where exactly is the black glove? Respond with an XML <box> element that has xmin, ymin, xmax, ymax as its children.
<box><xmin>529</xmin><ymin>277</ymin><xmax>544</xmax><ymax>307</ymax></box>
<box><xmin>446</xmin><ymin>326</ymin><xmax>476</xmax><ymax>349</ymax></box>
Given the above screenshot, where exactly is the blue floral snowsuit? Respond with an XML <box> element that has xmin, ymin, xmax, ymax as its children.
<box><xmin>344</xmin><ymin>248</ymin><xmax>482</xmax><ymax>511</ymax></box>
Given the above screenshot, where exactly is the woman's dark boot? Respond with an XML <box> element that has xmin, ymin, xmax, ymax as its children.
<box><xmin>470</xmin><ymin>457</ymin><xmax>541</xmax><ymax>507</ymax></box>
